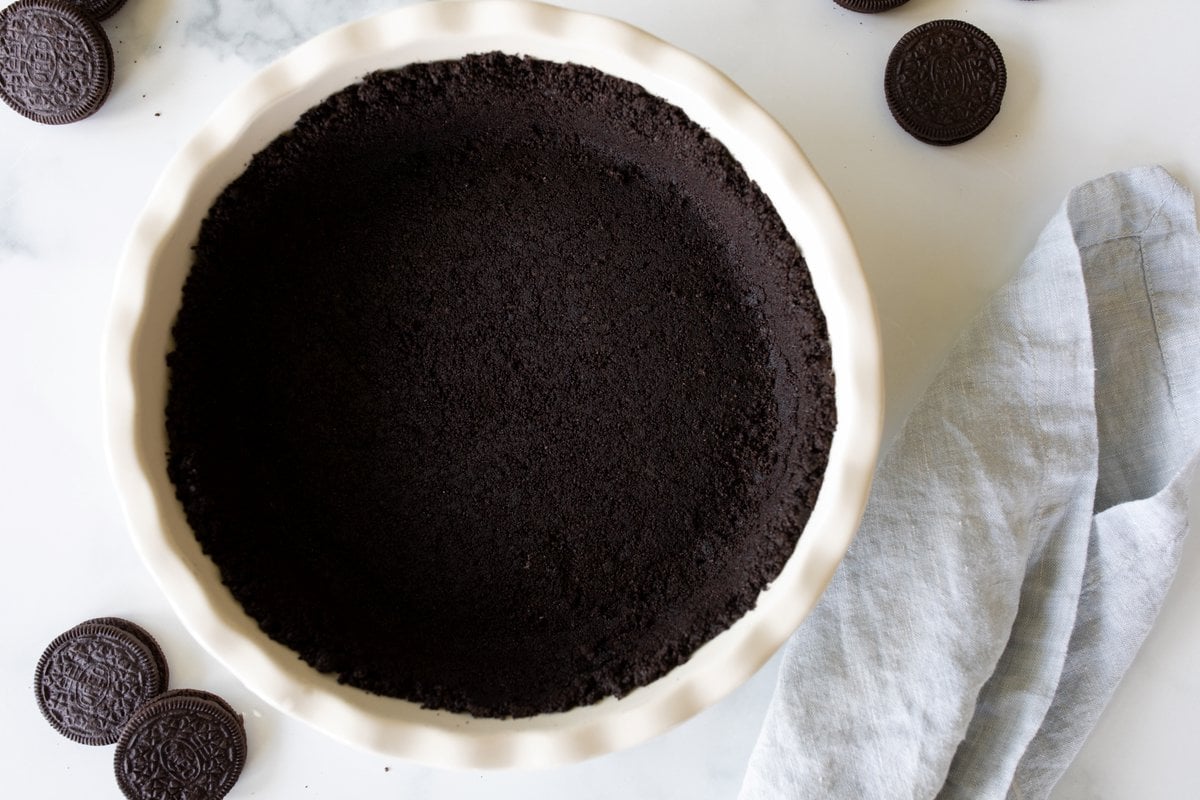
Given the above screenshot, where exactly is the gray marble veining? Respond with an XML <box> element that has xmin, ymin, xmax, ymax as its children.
<box><xmin>181</xmin><ymin>0</ymin><xmax>417</xmax><ymax>63</ymax></box>
<box><xmin>0</xmin><ymin>174</ymin><xmax>32</xmax><ymax>258</ymax></box>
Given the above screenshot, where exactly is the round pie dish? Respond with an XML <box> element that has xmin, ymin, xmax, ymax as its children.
<box><xmin>103</xmin><ymin>0</ymin><xmax>883</xmax><ymax>768</ymax></box>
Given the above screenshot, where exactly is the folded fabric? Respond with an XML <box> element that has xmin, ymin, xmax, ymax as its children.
<box><xmin>739</xmin><ymin>166</ymin><xmax>1200</xmax><ymax>800</ymax></box>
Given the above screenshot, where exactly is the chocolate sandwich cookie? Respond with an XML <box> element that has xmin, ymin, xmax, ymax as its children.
<box><xmin>63</xmin><ymin>0</ymin><xmax>127</xmax><ymax>21</ymax></box>
<box><xmin>833</xmin><ymin>0</ymin><xmax>910</xmax><ymax>12</ymax></box>
<box><xmin>35</xmin><ymin>621</ymin><xmax>169</xmax><ymax>745</ymax></box>
<box><xmin>114</xmin><ymin>689</ymin><xmax>247</xmax><ymax>800</ymax></box>
<box><xmin>884</xmin><ymin>19</ymin><xmax>1007</xmax><ymax>145</ymax></box>
<box><xmin>0</xmin><ymin>0</ymin><xmax>114</xmax><ymax>125</ymax></box>
<box><xmin>76</xmin><ymin>616</ymin><xmax>170</xmax><ymax>691</ymax></box>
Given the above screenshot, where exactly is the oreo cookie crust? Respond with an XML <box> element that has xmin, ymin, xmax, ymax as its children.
<box><xmin>114</xmin><ymin>690</ymin><xmax>247</xmax><ymax>800</ymax></box>
<box><xmin>885</xmin><ymin>19</ymin><xmax>1007</xmax><ymax>145</ymax></box>
<box><xmin>0</xmin><ymin>0</ymin><xmax>114</xmax><ymax>125</ymax></box>
<box><xmin>35</xmin><ymin>621</ymin><xmax>168</xmax><ymax>745</ymax></box>
<box><xmin>166</xmin><ymin>53</ymin><xmax>836</xmax><ymax>717</ymax></box>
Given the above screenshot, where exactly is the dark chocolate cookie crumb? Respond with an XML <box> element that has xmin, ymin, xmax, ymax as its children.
<box><xmin>35</xmin><ymin>621</ymin><xmax>168</xmax><ymax>745</ymax></box>
<box><xmin>0</xmin><ymin>0</ymin><xmax>114</xmax><ymax>125</ymax></box>
<box><xmin>166</xmin><ymin>53</ymin><xmax>835</xmax><ymax>718</ymax></box>
<box><xmin>114</xmin><ymin>689</ymin><xmax>247</xmax><ymax>800</ymax></box>
<box><xmin>885</xmin><ymin>19</ymin><xmax>1007</xmax><ymax>145</ymax></box>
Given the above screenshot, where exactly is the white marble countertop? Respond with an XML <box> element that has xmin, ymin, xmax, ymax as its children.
<box><xmin>2</xmin><ymin>1</ymin><xmax>1198</xmax><ymax>797</ymax></box>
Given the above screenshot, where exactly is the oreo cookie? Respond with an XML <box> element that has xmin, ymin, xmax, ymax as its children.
<box><xmin>34</xmin><ymin>620</ymin><xmax>169</xmax><ymax>745</ymax></box>
<box><xmin>114</xmin><ymin>689</ymin><xmax>248</xmax><ymax>800</ymax></box>
<box><xmin>833</xmin><ymin>0</ymin><xmax>910</xmax><ymax>12</ymax></box>
<box><xmin>77</xmin><ymin>616</ymin><xmax>170</xmax><ymax>691</ymax></box>
<box><xmin>0</xmin><ymin>0</ymin><xmax>115</xmax><ymax>125</ymax></box>
<box><xmin>63</xmin><ymin>0</ymin><xmax>127</xmax><ymax>21</ymax></box>
<box><xmin>884</xmin><ymin>19</ymin><xmax>1007</xmax><ymax>145</ymax></box>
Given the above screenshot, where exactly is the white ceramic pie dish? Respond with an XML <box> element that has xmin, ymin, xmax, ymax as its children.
<box><xmin>103</xmin><ymin>0</ymin><xmax>883</xmax><ymax>769</ymax></box>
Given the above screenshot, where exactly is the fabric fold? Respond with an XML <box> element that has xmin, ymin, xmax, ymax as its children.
<box><xmin>740</xmin><ymin>166</ymin><xmax>1200</xmax><ymax>800</ymax></box>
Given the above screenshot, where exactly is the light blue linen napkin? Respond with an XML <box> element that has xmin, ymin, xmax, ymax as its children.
<box><xmin>740</xmin><ymin>166</ymin><xmax>1200</xmax><ymax>800</ymax></box>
